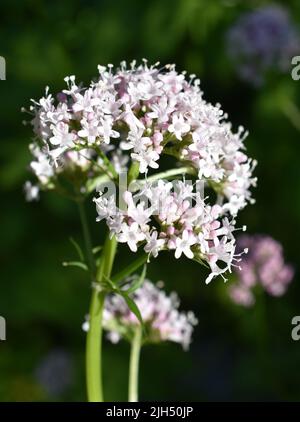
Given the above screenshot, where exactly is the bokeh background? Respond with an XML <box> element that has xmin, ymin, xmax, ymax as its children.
<box><xmin>1</xmin><ymin>0</ymin><xmax>300</xmax><ymax>401</ymax></box>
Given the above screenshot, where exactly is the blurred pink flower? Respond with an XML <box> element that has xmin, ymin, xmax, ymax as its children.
<box><xmin>229</xmin><ymin>235</ymin><xmax>294</xmax><ymax>306</ymax></box>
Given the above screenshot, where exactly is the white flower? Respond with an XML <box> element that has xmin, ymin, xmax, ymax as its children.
<box><xmin>97</xmin><ymin>116</ymin><xmax>120</xmax><ymax>144</ymax></box>
<box><xmin>158</xmin><ymin>70</ymin><xmax>185</xmax><ymax>93</ymax></box>
<box><xmin>206</xmin><ymin>237</ymin><xmax>236</xmax><ymax>284</ymax></box>
<box><xmin>222</xmin><ymin>194</ymin><xmax>246</xmax><ymax>216</ymax></box>
<box><xmin>49</xmin><ymin>122</ymin><xmax>76</xmax><ymax>159</ymax></box>
<box><xmin>72</xmin><ymin>90</ymin><xmax>100</xmax><ymax>114</ymax></box>
<box><xmin>117</xmin><ymin>222</ymin><xmax>146</xmax><ymax>252</ymax></box>
<box><xmin>127</xmin><ymin>78</ymin><xmax>163</xmax><ymax>102</ymax></box>
<box><xmin>107</xmin><ymin>213</ymin><xmax>124</xmax><ymax>235</ymax></box>
<box><xmin>147</xmin><ymin>96</ymin><xmax>176</xmax><ymax>123</ymax></box>
<box><xmin>24</xmin><ymin>181</ymin><xmax>39</xmax><ymax>201</ymax></box>
<box><xmin>168</xmin><ymin>114</ymin><xmax>190</xmax><ymax>140</ymax></box>
<box><xmin>131</xmin><ymin>148</ymin><xmax>160</xmax><ymax>173</ymax></box>
<box><xmin>29</xmin><ymin>145</ymin><xmax>54</xmax><ymax>184</ymax></box>
<box><xmin>144</xmin><ymin>231</ymin><xmax>165</xmax><ymax>257</ymax></box>
<box><xmin>122</xmin><ymin>135</ymin><xmax>150</xmax><ymax>153</ymax></box>
<box><xmin>124</xmin><ymin>192</ymin><xmax>152</xmax><ymax>227</ymax></box>
<box><xmin>122</xmin><ymin>104</ymin><xmax>145</xmax><ymax>134</ymax></box>
<box><xmin>78</xmin><ymin>118</ymin><xmax>102</xmax><ymax>144</ymax></box>
<box><xmin>175</xmin><ymin>230</ymin><xmax>196</xmax><ymax>259</ymax></box>
<box><xmin>94</xmin><ymin>195</ymin><xmax>117</xmax><ymax>221</ymax></box>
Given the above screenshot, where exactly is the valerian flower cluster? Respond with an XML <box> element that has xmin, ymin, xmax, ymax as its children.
<box><xmin>25</xmin><ymin>61</ymin><xmax>256</xmax><ymax>206</ymax></box>
<box><xmin>83</xmin><ymin>279</ymin><xmax>198</xmax><ymax>350</ymax></box>
<box><xmin>229</xmin><ymin>235</ymin><xmax>294</xmax><ymax>307</ymax></box>
<box><xmin>95</xmin><ymin>180</ymin><xmax>247</xmax><ymax>284</ymax></box>
<box><xmin>24</xmin><ymin>61</ymin><xmax>256</xmax><ymax>283</ymax></box>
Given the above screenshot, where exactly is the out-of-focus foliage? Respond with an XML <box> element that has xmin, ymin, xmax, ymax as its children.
<box><xmin>1</xmin><ymin>0</ymin><xmax>300</xmax><ymax>401</ymax></box>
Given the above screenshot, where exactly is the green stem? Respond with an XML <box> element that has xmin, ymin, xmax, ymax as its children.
<box><xmin>112</xmin><ymin>254</ymin><xmax>148</xmax><ymax>285</ymax></box>
<box><xmin>77</xmin><ymin>200</ymin><xmax>96</xmax><ymax>275</ymax></box>
<box><xmin>86</xmin><ymin>289</ymin><xmax>106</xmax><ymax>402</ymax></box>
<box><xmin>128</xmin><ymin>324</ymin><xmax>142</xmax><ymax>402</ymax></box>
<box><xmin>95</xmin><ymin>146</ymin><xmax>118</xmax><ymax>180</ymax></box>
<box><xmin>136</xmin><ymin>166</ymin><xmax>195</xmax><ymax>187</ymax></box>
<box><xmin>128</xmin><ymin>161</ymin><xmax>140</xmax><ymax>184</ymax></box>
<box><xmin>86</xmin><ymin>234</ymin><xmax>117</xmax><ymax>402</ymax></box>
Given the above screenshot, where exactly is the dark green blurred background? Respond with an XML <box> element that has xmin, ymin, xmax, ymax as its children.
<box><xmin>1</xmin><ymin>0</ymin><xmax>300</xmax><ymax>401</ymax></box>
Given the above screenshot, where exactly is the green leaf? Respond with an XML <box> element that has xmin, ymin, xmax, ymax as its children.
<box><xmin>95</xmin><ymin>255</ymin><xmax>102</xmax><ymax>268</ymax></box>
<box><xmin>111</xmin><ymin>254</ymin><xmax>148</xmax><ymax>285</ymax></box>
<box><xmin>120</xmin><ymin>292</ymin><xmax>144</xmax><ymax>327</ymax></box>
<box><xmin>102</xmin><ymin>274</ymin><xmax>119</xmax><ymax>292</ymax></box>
<box><xmin>136</xmin><ymin>166</ymin><xmax>195</xmax><ymax>187</ymax></box>
<box><xmin>86</xmin><ymin>173</ymin><xmax>110</xmax><ymax>194</ymax></box>
<box><xmin>96</xmin><ymin>273</ymin><xmax>145</xmax><ymax>330</ymax></box>
<box><xmin>69</xmin><ymin>237</ymin><xmax>84</xmax><ymax>262</ymax></box>
<box><xmin>62</xmin><ymin>261</ymin><xmax>88</xmax><ymax>271</ymax></box>
<box><xmin>192</xmin><ymin>256</ymin><xmax>209</xmax><ymax>268</ymax></box>
<box><xmin>95</xmin><ymin>146</ymin><xmax>118</xmax><ymax>179</ymax></box>
<box><xmin>125</xmin><ymin>264</ymin><xmax>147</xmax><ymax>294</ymax></box>
<box><xmin>92</xmin><ymin>245</ymin><xmax>103</xmax><ymax>255</ymax></box>
<box><xmin>128</xmin><ymin>161</ymin><xmax>140</xmax><ymax>183</ymax></box>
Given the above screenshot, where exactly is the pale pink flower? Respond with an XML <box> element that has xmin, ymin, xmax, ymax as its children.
<box><xmin>168</xmin><ymin>114</ymin><xmax>190</xmax><ymax>140</ymax></box>
<box><xmin>229</xmin><ymin>235</ymin><xmax>294</xmax><ymax>306</ymax></box>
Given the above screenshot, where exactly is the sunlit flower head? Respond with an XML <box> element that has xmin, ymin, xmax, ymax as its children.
<box><xmin>95</xmin><ymin>179</ymin><xmax>247</xmax><ymax>283</ymax></box>
<box><xmin>25</xmin><ymin>60</ymin><xmax>256</xmax><ymax>212</ymax></box>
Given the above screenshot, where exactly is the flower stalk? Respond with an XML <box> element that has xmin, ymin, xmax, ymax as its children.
<box><xmin>86</xmin><ymin>289</ymin><xmax>106</xmax><ymax>401</ymax></box>
<box><xmin>77</xmin><ymin>200</ymin><xmax>118</xmax><ymax>402</ymax></box>
<box><xmin>86</xmin><ymin>234</ymin><xmax>117</xmax><ymax>402</ymax></box>
<box><xmin>128</xmin><ymin>324</ymin><xmax>142</xmax><ymax>402</ymax></box>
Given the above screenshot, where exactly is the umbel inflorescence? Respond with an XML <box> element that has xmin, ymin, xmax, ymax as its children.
<box><xmin>24</xmin><ymin>61</ymin><xmax>256</xmax><ymax>283</ymax></box>
<box><xmin>95</xmin><ymin>179</ymin><xmax>247</xmax><ymax>284</ymax></box>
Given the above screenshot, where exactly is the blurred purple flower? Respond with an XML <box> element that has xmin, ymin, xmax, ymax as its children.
<box><xmin>35</xmin><ymin>348</ymin><xmax>73</xmax><ymax>397</ymax></box>
<box><xmin>226</xmin><ymin>5</ymin><xmax>300</xmax><ymax>85</ymax></box>
<box><xmin>229</xmin><ymin>235</ymin><xmax>294</xmax><ymax>306</ymax></box>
